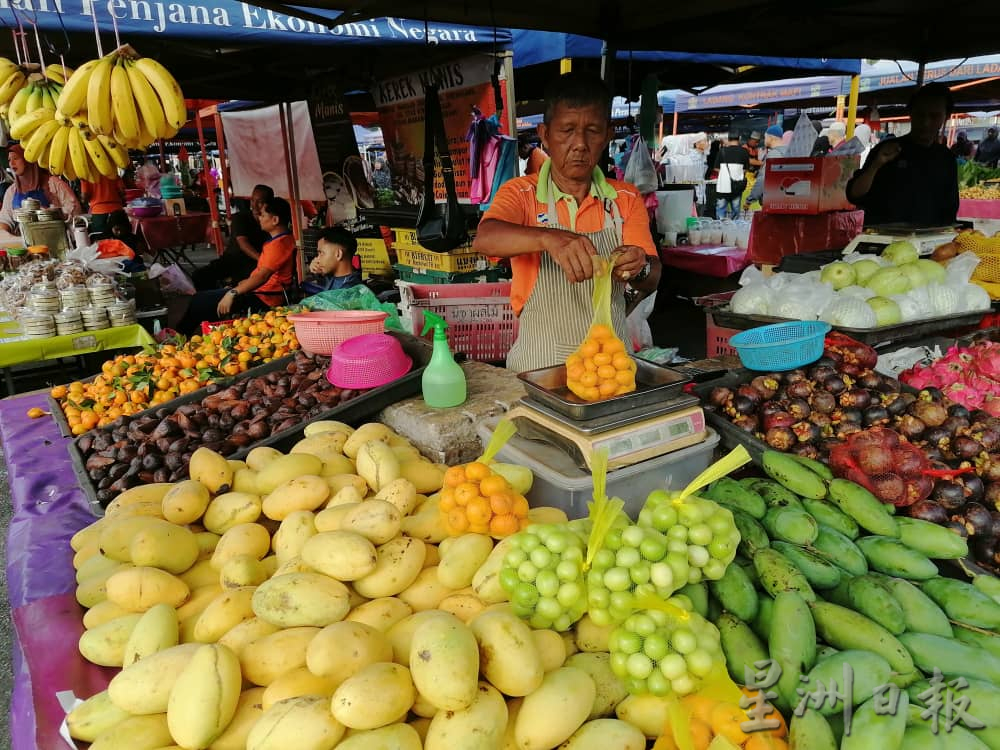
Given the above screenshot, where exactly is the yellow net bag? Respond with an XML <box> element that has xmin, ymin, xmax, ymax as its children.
<box><xmin>565</xmin><ymin>256</ymin><xmax>636</xmax><ymax>402</ymax></box>
<box><xmin>956</xmin><ymin>232</ymin><xmax>1000</xmax><ymax>296</ymax></box>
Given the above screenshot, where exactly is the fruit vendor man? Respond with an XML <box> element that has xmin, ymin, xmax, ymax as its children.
<box><xmin>474</xmin><ymin>72</ymin><xmax>661</xmax><ymax>372</ymax></box>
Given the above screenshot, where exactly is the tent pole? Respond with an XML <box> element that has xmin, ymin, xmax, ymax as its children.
<box><xmin>672</xmin><ymin>109</ymin><xmax>678</xmax><ymax>136</ymax></box>
<box><xmin>600</xmin><ymin>41</ymin><xmax>616</xmax><ymax>87</ymax></box>
<box><xmin>158</xmin><ymin>139</ymin><xmax>166</xmax><ymax>170</ymax></box>
<box><xmin>279</xmin><ymin>102</ymin><xmax>305</xmax><ymax>283</ymax></box>
<box><xmin>213</xmin><ymin>109</ymin><xmax>232</xmax><ymax>223</ymax></box>
<box><xmin>846</xmin><ymin>75</ymin><xmax>860</xmax><ymax>138</ymax></box>
<box><xmin>560</xmin><ymin>58</ymin><xmax>572</xmax><ymax>74</ymax></box>
<box><xmin>502</xmin><ymin>52</ymin><xmax>517</xmax><ymax>140</ymax></box>
<box><xmin>917</xmin><ymin>62</ymin><xmax>926</xmax><ymax>86</ymax></box>
<box><xmin>196</xmin><ymin>107</ymin><xmax>223</xmax><ymax>255</ymax></box>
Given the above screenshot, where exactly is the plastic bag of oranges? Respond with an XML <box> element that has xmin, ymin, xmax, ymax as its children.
<box><xmin>439</xmin><ymin>419</ymin><xmax>531</xmax><ymax>538</ymax></box>
<box><xmin>565</xmin><ymin>257</ymin><xmax>636</xmax><ymax>401</ymax></box>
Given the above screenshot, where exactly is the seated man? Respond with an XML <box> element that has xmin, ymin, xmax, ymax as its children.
<box><xmin>191</xmin><ymin>185</ymin><xmax>273</xmax><ymax>291</ymax></box>
<box><xmin>301</xmin><ymin>227</ymin><xmax>363</xmax><ymax>296</ymax></box>
<box><xmin>178</xmin><ymin>196</ymin><xmax>296</xmax><ymax>333</ymax></box>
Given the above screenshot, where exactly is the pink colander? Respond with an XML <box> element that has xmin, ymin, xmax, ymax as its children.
<box><xmin>326</xmin><ymin>333</ymin><xmax>412</xmax><ymax>389</ymax></box>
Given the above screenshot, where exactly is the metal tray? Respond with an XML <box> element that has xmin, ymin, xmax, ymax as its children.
<box><xmin>711</xmin><ymin>307</ymin><xmax>984</xmax><ymax>348</ymax></box>
<box><xmin>49</xmin><ymin>354</ymin><xmax>296</xmax><ymax>439</ymax></box>
<box><xmin>70</xmin><ymin>332</ymin><xmax>432</xmax><ymax>516</ymax></box>
<box><xmin>690</xmin><ymin>370</ymin><xmax>770</xmax><ymax>465</ymax></box>
<box><xmin>517</xmin><ymin>358</ymin><xmax>691</xmax><ymax>421</ymax></box>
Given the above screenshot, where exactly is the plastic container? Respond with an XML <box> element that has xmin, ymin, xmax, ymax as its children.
<box><xmin>728</xmin><ymin>321</ymin><xmax>830</xmax><ymax>371</ymax></box>
<box><xmin>477</xmin><ymin>420</ymin><xmax>720</xmax><ymax>519</ymax></box>
<box><xmin>398</xmin><ymin>281</ymin><xmax>518</xmax><ymax>363</ymax></box>
<box><xmin>7</xmin><ymin>246</ymin><xmax>26</xmax><ymax>271</ymax></box>
<box><xmin>395</xmin><ymin>244</ymin><xmax>483</xmax><ymax>274</ymax></box>
<box><xmin>326</xmin><ymin>333</ymin><xmax>412</xmax><ymax>389</ymax></box>
<box><xmin>287</xmin><ymin>310</ymin><xmax>388</xmax><ymax>355</ymax></box>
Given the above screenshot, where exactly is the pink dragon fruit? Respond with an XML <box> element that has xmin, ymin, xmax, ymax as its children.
<box><xmin>944</xmin><ymin>381</ymin><xmax>985</xmax><ymax>409</ymax></box>
<box><xmin>984</xmin><ymin>395</ymin><xmax>1000</xmax><ymax>418</ymax></box>
<box><xmin>972</xmin><ymin>341</ymin><xmax>1000</xmax><ymax>381</ymax></box>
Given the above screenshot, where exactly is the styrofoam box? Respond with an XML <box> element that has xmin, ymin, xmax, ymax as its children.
<box><xmin>477</xmin><ymin>420</ymin><xmax>720</xmax><ymax>520</ymax></box>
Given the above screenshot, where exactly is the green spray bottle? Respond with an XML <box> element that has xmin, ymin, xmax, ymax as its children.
<box><xmin>420</xmin><ymin>311</ymin><xmax>467</xmax><ymax>408</ymax></box>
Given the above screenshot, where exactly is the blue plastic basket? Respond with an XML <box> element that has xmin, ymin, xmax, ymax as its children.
<box><xmin>728</xmin><ymin>321</ymin><xmax>831</xmax><ymax>371</ymax></box>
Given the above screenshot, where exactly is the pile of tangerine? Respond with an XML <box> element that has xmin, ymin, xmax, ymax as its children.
<box><xmin>439</xmin><ymin>461</ymin><xmax>531</xmax><ymax>538</ymax></box>
<box><xmin>565</xmin><ymin>323</ymin><xmax>637</xmax><ymax>402</ymax></box>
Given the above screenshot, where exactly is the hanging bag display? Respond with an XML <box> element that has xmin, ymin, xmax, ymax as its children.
<box><xmin>416</xmin><ymin>84</ymin><xmax>469</xmax><ymax>252</ymax></box>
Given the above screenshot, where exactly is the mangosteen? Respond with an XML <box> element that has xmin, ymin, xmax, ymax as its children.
<box><xmin>946</xmin><ymin>520</ymin><xmax>971</xmax><ymax>539</ymax></box>
<box><xmin>820</xmin><ymin>437</ymin><xmax>842</xmax><ymax>454</ymax></box>
<box><xmin>949</xmin><ymin>403</ymin><xmax>972</xmax><ymax>420</ymax></box>
<box><xmin>792</xmin><ymin>421</ymin><xmax>821</xmax><ymax>444</ymax></box>
<box><xmin>923</xmin><ymin>426</ymin><xmax>951</xmax><ymax>446</ymax></box>
<box><xmin>840</xmin><ymin>362</ymin><xmax>863</xmax><ymax>377</ymax></box>
<box><xmin>793</xmin><ymin>443</ymin><xmax>821</xmax><ymax>459</ymax></box>
<box><xmin>863</xmin><ymin>405</ymin><xmax>891</xmax><ymax>427</ymax></box>
<box><xmin>992</xmin><ymin>509</ymin><xmax>1000</xmax><ymax>537</ymax></box>
<box><xmin>941</xmin><ymin>416</ymin><xmax>971</xmax><ymax>436</ymax></box>
<box><xmin>877</xmin><ymin>376</ymin><xmax>902</xmax><ymax>394</ymax></box>
<box><xmin>896</xmin><ymin>414</ymin><xmax>927</xmax><ymax>440</ymax></box>
<box><xmin>838</xmin><ymin>408</ymin><xmax>864</xmax><ymax>425</ymax></box>
<box><xmin>786</xmin><ymin>380</ymin><xmax>814</xmax><ymax>400</ymax></box>
<box><xmin>982</xmin><ymin>456</ymin><xmax>1000</xmax><ymax>483</ymax></box>
<box><xmin>857</xmin><ymin>443</ymin><xmax>895</xmax><ymax>475</ymax></box>
<box><xmin>934</xmin><ymin>481</ymin><xmax>967</xmax><ymax>511</ymax></box>
<box><xmin>873</xmin><ymin>474</ymin><xmax>907</xmax><ymax>505</ymax></box>
<box><xmin>787</xmin><ymin>399</ymin><xmax>811</xmax><ymax>421</ymax></box>
<box><xmin>987</xmin><ymin>482</ymin><xmax>1000</xmax><ymax>511</ymax></box>
<box><xmin>810</xmin><ymin>391</ymin><xmax>837</xmax><ymax>414</ymax></box>
<box><xmin>822</xmin><ymin>375</ymin><xmax>847</xmax><ymax>396</ymax></box>
<box><xmin>910</xmin><ymin>400</ymin><xmax>948</xmax><ymax>428</ymax></box>
<box><xmin>964</xmin><ymin>475</ymin><xmax>986</xmax><ymax>503</ymax></box>
<box><xmin>760</xmin><ymin>401</ymin><xmax>785</xmax><ymax>419</ymax></box>
<box><xmin>980</xmin><ymin>428</ymin><xmax>1000</xmax><ymax>452</ymax></box>
<box><xmin>785</xmin><ymin>369</ymin><xmax>807</xmax><ymax>384</ymax></box>
<box><xmin>835</xmin><ymin>422</ymin><xmax>862</xmax><ymax>439</ymax></box>
<box><xmin>953</xmin><ymin>436</ymin><xmax>985</xmax><ymax>460</ymax></box>
<box><xmin>963</xmin><ymin>502</ymin><xmax>994</xmax><ymax>537</ymax></box>
<box><xmin>732</xmin><ymin>395</ymin><xmax>756</xmax><ymax>416</ymax></box>
<box><xmin>764</xmin><ymin>426</ymin><xmax>796</xmax><ymax>451</ymax></box>
<box><xmin>919</xmin><ymin>386</ymin><xmax>945</xmax><ymax>402</ymax></box>
<box><xmin>923</xmin><ymin>446</ymin><xmax>944</xmax><ymax>463</ymax></box>
<box><xmin>857</xmin><ymin>370</ymin><xmax>882</xmax><ymax>391</ymax></box>
<box><xmin>807</xmin><ymin>364</ymin><xmax>838</xmax><ymax>382</ymax></box>
<box><xmin>749</xmin><ymin>375</ymin><xmax>780</xmax><ymax>400</ymax></box>
<box><xmin>907</xmin><ymin>476</ymin><xmax>934</xmax><ymax>506</ymax></box>
<box><xmin>893</xmin><ymin>448</ymin><xmax>925</xmax><ymax>478</ymax></box>
<box><xmin>737</xmin><ymin>384</ymin><xmax>765</xmax><ymax>406</ymax></box>
<box><xmin>885</xmin><ymin>395</ymin><xmax>909</xmax><ymax>418</ymax></box>
<box><xmin>973</xmin><ymin>536</ymin><xmax>999</xmax><ymax>565</ymax></box>
<box><xmin>909</xmin><ymin>499</ymin><xmax>950</xmax><ymax>525</ymax></box>
<box><xmin>809</xmin><ymin>412</ymin><xmax>833</xmax><ymax>430</ymax></box>
<box><xmin>732</xmin><ymin>415</ymin><xmax>759</xmax><ymax>433</ymax></box>
<box><xmin>840</xmin><ymin>388</ymin><xmax>873</xmax><ymax>410</ymax></box>
<box><xmin>763</xmin><ymin>411</ymin><xmax>796</xmax><ymax>431</ymax></box>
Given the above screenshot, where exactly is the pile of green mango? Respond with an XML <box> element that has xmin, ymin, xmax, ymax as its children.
<box><xmin>688</xmin><ymin>450</ymin><xmax>1000</xmax><ymax>750</ymax></box>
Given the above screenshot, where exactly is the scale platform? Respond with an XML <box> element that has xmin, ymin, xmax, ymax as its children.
<box><xmin>507</xmin><ymin>393</ymin><xmax>706</xmax><ymax>471</ymax></box>
<box><xmin>842</xmin><ymin>225</ymin><xmax>958</xmax><ymax>258</ymax></box>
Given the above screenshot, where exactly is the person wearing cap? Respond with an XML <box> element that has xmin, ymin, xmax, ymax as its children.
<box><xmin>846</xmin><ymin>83</ymin><xmax>959</xmax><ymax>227</ymax></box>
<box><xmin>975</xmin><ymin>127</ymin><xmax>1000</xmax><ymax>167</ymax></box>
<box><xmin>828</xmin><ymin>121</ymin><xmax>848</xmax><ymax>151</ymax></box>
<box><xmin>473</xmin><ymin>72</ymin><xmax>660</xmax><ymax>373</ymax></box>
<box><xmin>743</xmin><ymin>131</ymin><xmax>762</xmax><ymax>171</ymax></box>
<box><xmin>0</xmin><ymin>143</ymin><xmax>80</xmax><ymax>234</ymax></box>
<box><xmin>951</xmin><ymin>131</ymin><xmax>974</xmax><ymax>160</ymax></box>
<box><xmin>746</xmin><ymin>125</ymin><xmax>786</xmax><ymax>207</ymax></box>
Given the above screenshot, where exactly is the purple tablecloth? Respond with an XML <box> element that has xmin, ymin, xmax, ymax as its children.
<box><xmin>659</xmin><ymin>244</ymin><xmax>750</xmax><ymax>278</ymax></box>
<box><xmin>0</xmin><ymin>392</ymin><xmax>112</xmax><ymax>750</ymax></box>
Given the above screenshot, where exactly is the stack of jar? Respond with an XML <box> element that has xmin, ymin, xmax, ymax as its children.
<box><xmin>106</xmin><ymin>301</ymin><xmax>137</xmax><ymax>328</ymax></box>
<box><xmin>53</xmin><ymin>310</ymin><xmax>83</xmax><ymax>336</ymax></box>
<box><xmin>81</xmin><ymin>307</ymin><xmax>109</xmax><ymax>331</ymax></box>
<box><xmin>87</xmin><ymin>279</ymin><xmax>117</xmax><ymax>307</ymax></box>
<box><xmin>59</xmin><ymin>286</ymin><xmax>90</xmax><ymax>311</ymax></box>
<box><xmin>20</xmin><ymin>312</ymin><xmax>55</xmax><ymax>338</ymax></box>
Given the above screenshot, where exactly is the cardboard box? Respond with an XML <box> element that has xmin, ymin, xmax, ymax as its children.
<box><xmin>163</xmin><ymin>198</ymin><xmax>186</xmax><ymax>216</ymax></box>
<box><xmin>748</xmin><ymin>209</ymin><xmax>865</xmax><ymax>265</ymax></box>
<box><xmin>355</xmin><ymin>238</ymin><xmax>392</xmax><ymax>277</ymax></box>
<box><xmin>762</xmin><ymin>155</ymin><xmax>859</xmax><ymax>215</ymax></box>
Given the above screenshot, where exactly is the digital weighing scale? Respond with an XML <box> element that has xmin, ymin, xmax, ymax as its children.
<box><xmin>506</xmin><ymin>393</ymin><xmax>706</xmax><ymax>471</ymax></box>
<box><xmin>841</xmin><ymin>224</ymin><xmax>959</xmax><ymax>258</ymax></box>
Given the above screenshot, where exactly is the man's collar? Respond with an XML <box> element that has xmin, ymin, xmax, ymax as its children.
<box><xmin>536</xmin><ymin>159</ymin><xmax>617</xmax><ymax>203</ymax></box>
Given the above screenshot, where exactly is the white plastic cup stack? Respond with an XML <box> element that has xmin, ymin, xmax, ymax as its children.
<box><xmin>60</xmin><ymin>286</ymin><xmax>90</xmax><ymax>311</ymax></box>
<box><xmin>21</xmin><ymin>311</ymin><xmax>55</xmax><ymax>339</ymax></box>
<box><xmin>81</xmin><ymin>306</ymin><xmax>110</xmax><ymax>331</ymax></box>
<box><xmin>54</xmin><ymin>310</ymin><xmax>83</xmax><ymax>336</ymax></box>
<box><xmin>107</xmin><ymin>301</ymin><xmax>137</xmax><ymax>328</ymax></box>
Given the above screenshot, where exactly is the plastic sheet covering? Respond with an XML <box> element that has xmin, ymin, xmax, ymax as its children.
<box><xmin>0</xmin><ymin>392</ymin><xmax>113</xmax><ymax>749</ymax></box>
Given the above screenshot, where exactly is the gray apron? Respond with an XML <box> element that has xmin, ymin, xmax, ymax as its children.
<box><xmin>506</xmin><ymin>178</ymin><xmax>630</xmax><ymax>372</ymax></box>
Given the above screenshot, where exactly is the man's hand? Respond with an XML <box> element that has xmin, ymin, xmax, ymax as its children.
<box><xmin>545</xmin><ymin>231</ymin><xmax>599</xmax><ymax>283</ymax></box>
<box><xmin>873</xmin><ymin>140</ymin><xmax>903</xmax><ymax>168</ymax></box>
<box><xmin>612</xmin><ymin>245</ymin><xmax>648</xmax><ymax>282</ymax></box>
<box><xmin>308</xmin><ymin>257</ymin><xmax>322</xmax><ymax>275</ymax></box>
<box><xmin>217</xmin><ymin>291</ymin><xmax>234</xmax><ymax>318</ymax></box>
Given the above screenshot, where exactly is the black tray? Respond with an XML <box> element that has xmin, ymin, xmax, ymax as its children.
<box><xmin>690</xmin><ymin>370</ymin><xmax>770</xmax><ymax>464</ymax></box>
<box><xmin>49</xmin><ymin>355</ymin><xmax>297</xmax><ymax>439</ymax></box>
<box><xmin>71</xmin><ymin>332</ymin><xmax>432</xmax><ymax>516</ymax></box>
<box><xmin>711</xmin><ymin>307</ymin><xmax>984</xmax><ymax>348</ymax></box>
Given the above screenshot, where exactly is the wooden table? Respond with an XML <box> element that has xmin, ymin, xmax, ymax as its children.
<box><xmin>130</xmin><ymin>211</ymin><xmax>211</xmax><ymax>268</ymax></box>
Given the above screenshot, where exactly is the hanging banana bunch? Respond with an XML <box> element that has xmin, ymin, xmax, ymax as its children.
<box><xmin>0</xmin><ymin>57</ymin><xmax>32</xmax><ymax>124</ymax></box>
<box><xmin>56</xmin><ymin>44</ymin><xmax>185</xmax><ymax>149</ymax></box>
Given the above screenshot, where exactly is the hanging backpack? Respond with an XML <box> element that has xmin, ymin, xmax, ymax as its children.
<box><xmin>416</xmin><ymin>84</ymin><xmax>468</xmax><ymax>253</ymax></box>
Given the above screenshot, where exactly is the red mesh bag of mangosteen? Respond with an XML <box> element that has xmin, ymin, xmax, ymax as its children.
<box><xmin>824</xmin><ymin>332</ymin><xmax>878</xmax><ymax>371</ymax></box>
<box><xmin>828</xmin><ymin>426</ymin><xmax>933</xmax><ymax>506</ymax></box>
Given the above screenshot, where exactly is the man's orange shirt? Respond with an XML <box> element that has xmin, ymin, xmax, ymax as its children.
<box><xmin>482</xmin><ymin>172</ymin><xmax>656</xmax><ymax>315</ymax></box>
<box><xmin>82</xmin><ymin>177</ymin><xmax>124</xmax><ymax>215</ymax></box>
<box><xmin>255</xmin><ymin>233</ymin><xmax>296</xmax><ymax>304</ymax></box>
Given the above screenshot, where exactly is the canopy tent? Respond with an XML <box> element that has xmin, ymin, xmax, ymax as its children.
<box><xmin>511</xmin><ymin>29</ymin><xmax>860</xmax><ymax>100</ymax></box>
<box><xmin>0</xmin><ymin>1</ymin><xmax>511</xmax><ymax>100</ymax></box>
<box><xmin>265</xmin><ymin>1</ymin><xmax>1000</xmax><ymax>62</ymax></box>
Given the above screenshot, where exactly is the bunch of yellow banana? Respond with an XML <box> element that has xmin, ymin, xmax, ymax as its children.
<box><xmin>0</xmin><ymin>57</ymin><xmax>28</xmax><ymax>110</ymax></box>
<box><xmin>56</xmin><ymin>46</ymin><xmax>185</xmax><ymax>149</ymax></box>
<box><xmin>44</xmin><ymin>116</ymin><xmax>130</xmax><ymax>183</ymax></box>
<box><xmin>7</xmin><ymin>74</ymin><xmax>62</xmax><ymax>133</ymax></box>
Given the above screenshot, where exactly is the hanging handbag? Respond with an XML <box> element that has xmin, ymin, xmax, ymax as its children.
<box><xmin>416</xmin><ymin>84</ymin><xmax>468</xmax><ymax>252</ymax></box>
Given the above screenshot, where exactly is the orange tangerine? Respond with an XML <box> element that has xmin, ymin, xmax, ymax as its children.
<box><xmin>454</xmin><ymin>483</ymin><xmax>480</xmax><ymax>507</ymax></box>
<box><xmin>511</xmin><ymin>495</ymin><xmax>530</xmax><ymax>517</ymax></box>
<box><xmin>580</xmin><ymin>372</ymin><xmax>598</xmax><ymax>387</ymax></box>
<box><xmin>490</xmin><ymin>513</ymin><xmax>520</xmax><ymax>537</ymax></box>
<box><xmin>580</xmin><ymin>340</ymin><xmax>600</xmax><ymax>358</ymax></box>
<box><xmin>710</xmin><ymin>702</ymin><xmax>750</xmax><ymax>745</ymax></box>
<box><xmin>465</xmin><ymin>462</ymin><xmax>492</xmax><ymax>481</ymax></box>
<box><xmin>681</xmin><ymin>695</ymin><xmax>718</xmax><ymax>725</ymax></box>
<box><xmin>688</xmin><ymin>718</ymin><xmax>712</xmax><ymax>750</ymax></box>
<box><xmin>489</xmin><ymin>493</ymin><xmax>513</xmax><ymax>515</ymax></box>
<box><xmin>584</xmin><ymin>387</ymin><xmax>601</xmax><ymax>400</ymax></box>
<box><xmin>567</xmin><ymin>364</ymin><xmax>586</xmax><ymax>380</ymax></box>
<box><xmin>479</xmin><ymin>475</ymin><xmax>509</xmax><ymax>497</ymax></box>
<box><xmin>744</xmin><ymin>735</ymin><xmax>789</xmax><ymax>750</ymax></box>
<box><xmin>616</xmin><ymin>370</ymin><xmax>635</xmax><ymax>386</ymax></box>
<box><xmin>603</xmin><ymin>338</ymin><xmax>626</xmax><ymax>354</ymax></box>
<box><xmin>598</xmin><ymin>381</ymin><xmax>617</xmax><ymax>398</ymax></box>
<box><xmin>597</xmin><ymin>365</ymin><xmax>617</xmax><ymax>380</ymax></box>
<box><xmin>566</xmin><ymin>353</ymin><xmax>582</xmax><ymax>368</ymax></box>
<box><xmin>439</xmin><ymin>488</ymin><xmax>457</xmax><ymax>511</ymax></box>
<box><xmin>613</xmin><ymin>354</ymin><xmax>633</xmax><ymax>370</ymax></box>
<box><xmin>444</xmin><ymin>466</ymin><xmax>468</xmax><ymax>488</ymax></box>
<box><xmin>469</xmin><ymin>524</ymin><xmax>491</xmax><ymax>535</ymax></box>
<box><xmin>593</xmin><ymin>352</ymin><xmax>612</xmax><ymax>367</ymax></box>
<box><xmin>590</xmin><ymin>324</ymin><xmax>613</xmax><ymax>340</ymax></box>
<box><xmin>466</xmin><ymin>497</ymin><xmax>492</xmax><ymax>526</ymax></box>
<box><xmin>447</xmin><ymin>508</ymin><xmax>470</xmax><ymax>533</ymax></box>
<box><xmin>583</xmin><ymin>358</ymin><xmax>598</xmax><ymax>372</ymax></box>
